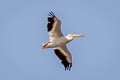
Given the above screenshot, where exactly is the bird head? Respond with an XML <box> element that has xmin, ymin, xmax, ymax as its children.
<box><xmin>66</xmin><ymin>34</ymin><xmax>84</xmax><ymax>42</ymax></box>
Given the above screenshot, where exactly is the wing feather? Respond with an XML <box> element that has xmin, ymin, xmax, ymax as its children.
<box><xmin>47</xmin><ymin>11</ymin><xmax>64</xmax><ymax>41</ymax></box>
<box><xmin>54</xmin><ymin>46</ymin><xmax>72</xmax><ymax>70</ymax></box>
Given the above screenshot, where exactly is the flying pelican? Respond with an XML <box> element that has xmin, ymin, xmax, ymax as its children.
<box><xmin>42</xmin><ymin>11</ymin><xmax>84</xmax><ymax>70</ymax></box>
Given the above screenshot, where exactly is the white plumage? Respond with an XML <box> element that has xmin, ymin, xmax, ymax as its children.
<box><xmin>42</xmin><ymin>11</ymin><xmax>84</xmax><ymax>70</ymax></box>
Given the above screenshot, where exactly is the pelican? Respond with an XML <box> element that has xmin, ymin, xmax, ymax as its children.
<box><xmin>42</xmin><ymin>11</ymin><xmax>84</xmax><ymax>70</ymax></box>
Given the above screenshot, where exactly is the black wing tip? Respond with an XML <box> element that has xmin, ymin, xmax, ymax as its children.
<box><xmin>48</xmin><ymin>11</ymin><xmax>55</xmax><ymax>18</ymax></box>
<box><xmin>47</xmin><ymin>11</ymin><xmax>55</xmax><ymax>32</ymax></box>
<box><xmin>47</xmin><ymin>18</ymin><xmax>54</xmax><ymax>32</ymax></box>
<box><xmin>63</xmin><ymin>62</ymin><xmax>72</xmax><ymax>71</ymax></box>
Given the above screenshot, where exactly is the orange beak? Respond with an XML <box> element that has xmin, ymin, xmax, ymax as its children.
<box><xmin>71</xmin><ymin>34</ymin><xmax>85</xmax><ymax>37</ymax></box>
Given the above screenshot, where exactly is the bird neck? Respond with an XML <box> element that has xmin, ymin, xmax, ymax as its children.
<box><xmin>65</xmin><ymin>35</ymin><xmax>73</xmax><ymax>43</ymax></box>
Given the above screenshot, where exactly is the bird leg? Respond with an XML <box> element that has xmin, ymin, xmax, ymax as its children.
<box><xmin>42</xmin><ymin>41</ymin><xmax>51</xmax><ymax>49</ymax></box>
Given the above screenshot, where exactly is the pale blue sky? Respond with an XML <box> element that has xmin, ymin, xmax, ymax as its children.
<box><xmin>0</xmin><ymin>0</ymin><xmax>120</xmax><ymax>80</ymax></box>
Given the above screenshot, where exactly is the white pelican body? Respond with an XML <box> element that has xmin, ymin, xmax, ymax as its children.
<box><xmin>47</xmin><ymin>37</ymin><xmax>68</xmax><ymax>48</ymax></box>
<box><xmin>42</xmin><ymin>11</ymin><xmax>84</xmax><ymax>70</ymax></box>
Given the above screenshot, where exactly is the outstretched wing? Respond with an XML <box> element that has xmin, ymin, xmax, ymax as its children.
<box><xmin>47</xmin><ymin>11</ymin><xmax>64</xmax><ymax>41</ymax></box>
<box><xmin>54</xmin><ymin>46</ymin><xmax>72</xmax><ymax>70</ymax></box>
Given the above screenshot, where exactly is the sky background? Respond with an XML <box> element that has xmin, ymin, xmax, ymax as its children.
<box><xmin>0</xmin><ymin>0</ymin><xmax>120</xmax><ymax>80</ymax></box>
